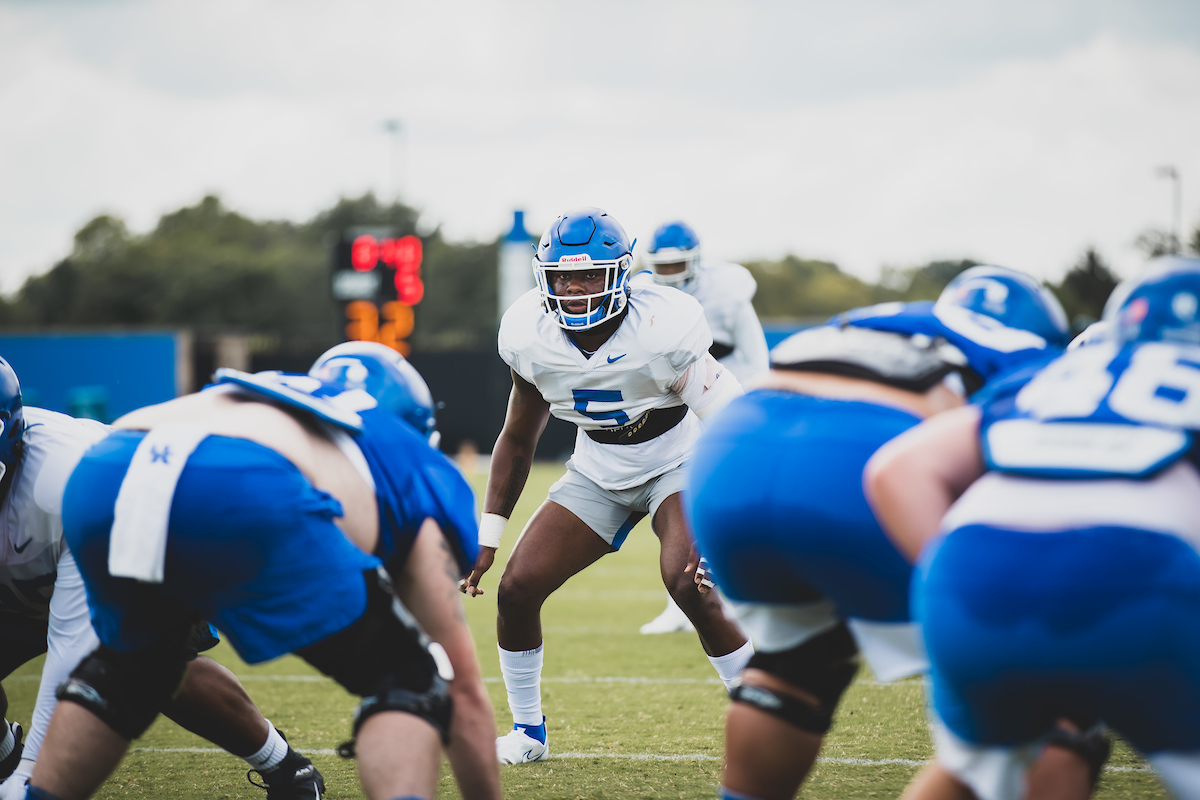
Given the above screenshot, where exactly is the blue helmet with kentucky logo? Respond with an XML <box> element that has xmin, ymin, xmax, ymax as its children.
<box><xmin>936</xmin><ymin>265</ymin><xmax>1070</xmax><ymax>348</ymax></box>
<box><xmin>309</xmin><ymin>341</ymin><xmax>439</xmax><ymax>446</ymax></box>
<box><xmin>1104</xmin><ymin>255</ymin><xmax>1200</xmax><ymax>345</ymax></box>
<box><xmin>0</xmin><ymin>358</ymin><xmax>24</xmax><ymax>496</ymax></box>
<box><xmin>533</xmin><ymin>207</ymin><xmax>635</xmax><ymax>330</ymax></box>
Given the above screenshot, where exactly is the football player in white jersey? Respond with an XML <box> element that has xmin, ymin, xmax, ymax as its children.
<box><xmin>460</xmin><ymin>208</ymin><xmax>754</xmax><ymax>764</ymax></box>
<box><xmin>638</xmin><ymin>220</ymin><xmax>769</xmax><ymax>635</ymax></box>
<box><xmin>0</xmin><ymin>359</ymin><xmax>325</xmax><ymax>800</ymax></box>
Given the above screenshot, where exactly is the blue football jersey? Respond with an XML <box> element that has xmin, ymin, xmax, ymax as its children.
<box><xmin>208</xmin><ymin>370</ymin><xmax>480</xmax><ymax>574</ymax></box>
<box><xmin>978</xmin><ymin>340</ymin><xmax>1200</xmax><ymax>479</ymax></box>
<box><xmin>833</xmin><ymin>301</ymin><xmax>1062</xmax><ymax>385</ymax></box>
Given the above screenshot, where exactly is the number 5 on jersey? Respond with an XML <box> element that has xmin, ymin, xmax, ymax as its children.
<box><xmin>573</xmin><ymin>389</ymin><xmax>630</xmax><ymax>427</ymax></box>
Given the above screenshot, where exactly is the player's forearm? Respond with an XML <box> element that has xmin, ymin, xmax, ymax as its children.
<box><xmin>865</xmin><ymin>456</ymin><xmax>957</xmax><ymax>563</ymax></box>
<box><xmin>483</xmin><ymin>431</ymin><xmax>536</xmax><ymax>518</ymax></box>
<box><xmin>30</xmin><ymin>554</ymin><xmax>100</xmax><ymax>764</ymax></box>
<box><xmin>445</xmin><ymin>676</ymin><xmax>502</xmax><ymax>800</ymax></box>
<box><xmin>866</xmin><ymin>406</ymin><xmax>985</xmax><ymax>561</ymax></box>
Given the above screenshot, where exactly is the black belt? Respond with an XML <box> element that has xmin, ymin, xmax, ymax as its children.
<box><xmin>585</xmin><ymin>405</ymin><xmax>689</xmax><ymax>445</ymax></box>
<box><xmin>709</xmin><ymin>342</ymin><xmax>735</xmax><ymax>360</ymax></box>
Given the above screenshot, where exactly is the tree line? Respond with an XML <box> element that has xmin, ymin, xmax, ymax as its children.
<box><xmin>5</xmin><ymin>194</ymin><xmax>1194</xmax><ymax>353</ymax></box>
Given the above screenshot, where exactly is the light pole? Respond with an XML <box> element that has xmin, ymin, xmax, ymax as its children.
<box><xmin>383</xmin><ymin>118</ymin><xmax>403</xmax><ymax>204</ymax></box>
<box><xmin>1156</xmin><ymin>165</ymin><xmax>1181</xmax><ymax>254</ymax></box>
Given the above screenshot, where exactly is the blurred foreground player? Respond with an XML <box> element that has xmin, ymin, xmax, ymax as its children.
<box><xmin>640</xmin><ymin>220</ymin><xmax>769</xmax><ymax>635</ymax></box>
<box><xmin>867</xmin><ymin>255</ymin><xmax>1200</xmax><ymax>800</ymax></box>
<box><xmin>461</xmin><ymin>208</ymin><xmax>751</xmax><ymax>764</ymax></box>
<box><xmin>28</xmin><ymin>344</ymin><xmax>499</xmax><ymax>800</ymax></box>
<box><xmin>0</xmin><ymin>359</ymin><xmax>325</xmax><ymax>800</ymax></box>
<box><xmin>686</xmin><ymin>267</ymin><xmax>1074</xmax><ymax>800</ymax></box>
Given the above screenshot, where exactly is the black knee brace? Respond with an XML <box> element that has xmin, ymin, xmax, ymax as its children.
<box><xmin>57</xmin><ymin>639</ymin><xmax>191</xmax><ymax>741</ymax></box>
<box><xmin>296</xmin><ymin>570</ymin><xmax>454</xmax><ymax>750</ymax></box>
<box><xmin>733</xmin><ymin>622</ymin><xmax>860</xmax><ymax>734</ymax></box>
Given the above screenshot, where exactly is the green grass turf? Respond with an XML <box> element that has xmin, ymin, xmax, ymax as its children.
<box><xmin>3</xmin><ymin>463</ymin><xmax>1169</xmax><ymax>798</ymax></box>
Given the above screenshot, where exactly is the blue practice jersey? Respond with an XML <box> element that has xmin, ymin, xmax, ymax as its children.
<box><xmin>355</xmin><ymin>406</ymin><xmax>479</xmax><ymax>575</ymax></box>
<box><xmin>833</xmin><ymin>301</ymin><xmax>1062</xmax><ymax>387</ymax></box>
<box><xmin>977</xmin><ymin>340</ymin><xmax>1200</xmax><ymax>479</ymax></box>
<box><xmin>209</xmin><ymin>370</ymin><xmax>479</xmax><ymax>575</ymax></box>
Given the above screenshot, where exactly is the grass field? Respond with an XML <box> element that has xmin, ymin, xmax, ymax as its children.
<box><xmin>5</xmin><ymin>464</ymin><xmax>1170</xmax><ymax>799</ymax></box>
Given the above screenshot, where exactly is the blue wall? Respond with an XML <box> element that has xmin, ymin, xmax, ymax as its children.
<box><xmin>762</xmin><ymin>321</ymin><xmax>819</xmax><ymax>351</ymax></box>
<box><xmin>0</xmin><ymin>332</ymin><xmax>181</xmax><ymax>422</ymax></box>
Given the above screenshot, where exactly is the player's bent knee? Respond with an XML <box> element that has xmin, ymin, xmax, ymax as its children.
<box><xmin>732</xmin><ymin>623</ymin><xmax>859</xmax><ymax>735</ymax></box>
<box><xmin>296</xmin><ymin>570</ymin><xmax>454</xmax><ymax>748</ymax></box>
<box><xmin>495</xmin><ymin>570</ymin><xmax>549</xmax><ymax>615</ymax></box>
<box><xmin>56</xmin><ymin>641</ymin><xmax>190</xmax><ymax>741</ymax></box>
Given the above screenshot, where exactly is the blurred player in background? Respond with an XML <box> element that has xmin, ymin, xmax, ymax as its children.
<box><xmin>28</xmin><ymin>344</ymin><xmax>499</xmax><ymax>800</ymax></box>
<box><xmin>687</xmin><ymin>267</ymin><xmax>1083</xmax><ymax>800</ymax></box>
<box><xmin>867</xmin><ymin>256</ymin><xmax>1200</xmax><ymax>800</ymax></box>
<box><xmin>0</xmin><ymin>358</ymin><xmax>326</xmax><ymax>800</ymax></box>
<box><xmin>460</xmin><ymin>208</ymin><xmax>752</xmax><ymax>764</ymax></box>
<box><xmin>639</xmin><ymin>220</ymin><xmax>769</xmax><ymax>635</ymax></box>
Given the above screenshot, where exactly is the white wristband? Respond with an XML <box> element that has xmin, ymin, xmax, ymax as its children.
<box><xmin>478</xmin><ymin>513</ymin><xmax>508</xmax><ymax>549</ymax></box>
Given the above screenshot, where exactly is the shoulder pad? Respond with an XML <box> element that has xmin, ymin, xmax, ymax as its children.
<box><xmin>210</xmin><ymin>369</ymin><xmax>368</xmax><ymax>432</ymax></box>
<box><xmin>771</xmin><ymin>326</ymin><xmax>956</xmax><ymax>392</ymax></box>
<box><xmin>631</xmin><ymin>285</ymin><xmax>708</xmax><ymax>356</ymax></box>
<box><xmin>698</xmin><ymin>262</ymin><xmax>756</xmax><ymax>302</ymax></box>
<box><xmin>498</xmin><ymin>289</ymin><xmax>547</xmax><ymax>352</ymax></box>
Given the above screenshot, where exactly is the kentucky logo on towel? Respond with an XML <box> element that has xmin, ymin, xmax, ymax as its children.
<box><xmin>109</xmin><ymin>423</ymin><xmax>211</xmax><ymax>583</ymax></box>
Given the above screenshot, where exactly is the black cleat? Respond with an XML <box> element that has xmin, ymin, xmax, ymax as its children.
<box><xmin>247</xmin><ymin>747</ymin><xmax>326</xmax><ymax>800</ymax></box>
<box><xmin>0</xmin><ymin>722</ymin><xmax>23</xmax><ymax>782</ymax></box>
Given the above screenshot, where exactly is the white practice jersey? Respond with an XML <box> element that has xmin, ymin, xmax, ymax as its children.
<box><xmin>0</xmin><ymin>408</ymin><xmax>111</xmax><ymax>618</ymax></box>
<box><xmin>0</xmin><ymin>408</ymin><xmax>109</xmax><ymax>774</ymax></box>
<box><xmin>637</xmin><ymin>261</ymin><xmax>768</xmax><ymax>384</ymax></box>
<box><xmin>499</xmin><ymin>285</ymin><xmax>712</xmax><ymax>490</ymax></box>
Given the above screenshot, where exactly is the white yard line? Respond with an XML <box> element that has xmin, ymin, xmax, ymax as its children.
<box><xmin>128</xmin><ymin>747</ymin><xmax>1150</xmax><ymax>772</ymax></box>
<box><xmin>7</xmin><ymin>673</ymin><xmax>917</xmax><ymax>686</ymax></box>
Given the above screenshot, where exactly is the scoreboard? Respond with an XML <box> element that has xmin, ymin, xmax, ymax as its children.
<box><xmin>330</xmin><ymin>228</ymin><xmax>425</xmax><ymax>356</ymax></box>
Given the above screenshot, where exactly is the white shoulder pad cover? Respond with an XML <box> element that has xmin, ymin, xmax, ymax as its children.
<box><xmin>210</xmin><ymin>369</ymin><xmax>364</xmax><ymax>432</ymax></box>
<box><xmin>771</xmin><ymin>326</ymin><xmax>955</xmax><ymax>391</ymax></box>
<box><xmin>698</xmin><ymin>261</ymin><xmax>756</xmax><ymax>304</ymax></box>
<box><xmin>631</xmin><ymin>285</ymin><xmax>711</xmax><ymax>374</ymax></box>
<box><xmin>497</xmin><ymin>288</ymin><xmax>547</xmax><ymax>380</ymax></box>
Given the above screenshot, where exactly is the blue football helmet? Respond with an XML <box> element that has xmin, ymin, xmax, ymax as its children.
<box><xmin>0</xmin><ymin>358</ymin><xmax>25</xmax><ymax>492</ymax></box>
<box><xmin>645</xmin><ymin>221</ymin><xmax>701</xmax><ymax>288</ymax></box>
<box><xmin>936</xmin><ymin>265</ymin><xmax>1070</xmax><ymax>347</ymax></box>
<box><xmin>1103</xmin><ymin>255</ymin><xmax>1200</xmax><ymax>346</ymax></box>
<box><xmin>309</xmin><ymin>342</ymin><xmax>439</xmax><ymax>446</ymax></box>
<box><xmin>533</xmin><ymin>208</ymin><xmax>635</xmax><ymax>331</ymax></box>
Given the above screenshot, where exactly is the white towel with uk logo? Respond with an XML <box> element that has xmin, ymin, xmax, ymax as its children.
<box><xmin>109</xmin><ymin>423</ymin><xmax>211</xmax><ymax>584</ymax></box>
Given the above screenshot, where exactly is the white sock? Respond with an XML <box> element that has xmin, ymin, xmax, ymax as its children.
<box><xmin>244</xmin><ymin>723</ymin><xmax>289</xmax><ymax>772</ymax></box>
<box><xmin>498</xmin><ymin>643</ymin><xmax>544</xmax><ymax>726</ymax></box>
<box><xmin>709</xmin><ymin>641</ymin><xmax>755</xmax><ymax>690</ymax></box>
<box><xmin>0</xmin><ymin>722</ymin><xmax>14</xmax><ymax>761</ymax></box>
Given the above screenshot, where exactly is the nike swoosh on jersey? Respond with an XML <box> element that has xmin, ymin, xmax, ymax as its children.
<box><xmin>12</xmin><ymin>538</ymin><xmax>31</xmax><ymax>554</ymax></box>
<box><xmin>607</xmin><ymin>354</ymin><xmax>627</xmax><ymax>363</ymax></box>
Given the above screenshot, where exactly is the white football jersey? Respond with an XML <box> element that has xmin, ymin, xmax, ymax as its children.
<box><xmin>499</xmin><ymin>285</ymin><xmax>712</xmax><ymax>490</ymax></box>
<box><xmin>637</xmin><ymin>261</ymin><xmax>768</xmax><ymax>384</ymax></box>
<box><xmin>0</xmin><ymin>407</ymin><xmax>112</xmax><ymax>618</ymax></box>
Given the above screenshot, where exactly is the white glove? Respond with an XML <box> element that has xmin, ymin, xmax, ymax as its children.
<box><xmin>0</xmin><ymin>760</ymin><xmax>33</xmax><ymax>800</ymax></box>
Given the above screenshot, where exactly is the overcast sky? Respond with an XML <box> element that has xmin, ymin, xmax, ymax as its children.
<box><xmin>2</xmin><ymin>0</ymin><xmax>1199</xmax><ymax>293</ymax></box>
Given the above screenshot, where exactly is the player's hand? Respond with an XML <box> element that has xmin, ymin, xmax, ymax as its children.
<box><xmin>0</xmin><ymin>769</ymin><xmax>30</xmax><ymax>800</ymax></box>
<box><xmin>683</xmin><ymin>550</ymin><xmax>714</xmax><ymax>594</ymax></box>
<box><xmin>460</xmin><ymin>546</ymin><xmax>496</xmax><ymax>597</ymax></box>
